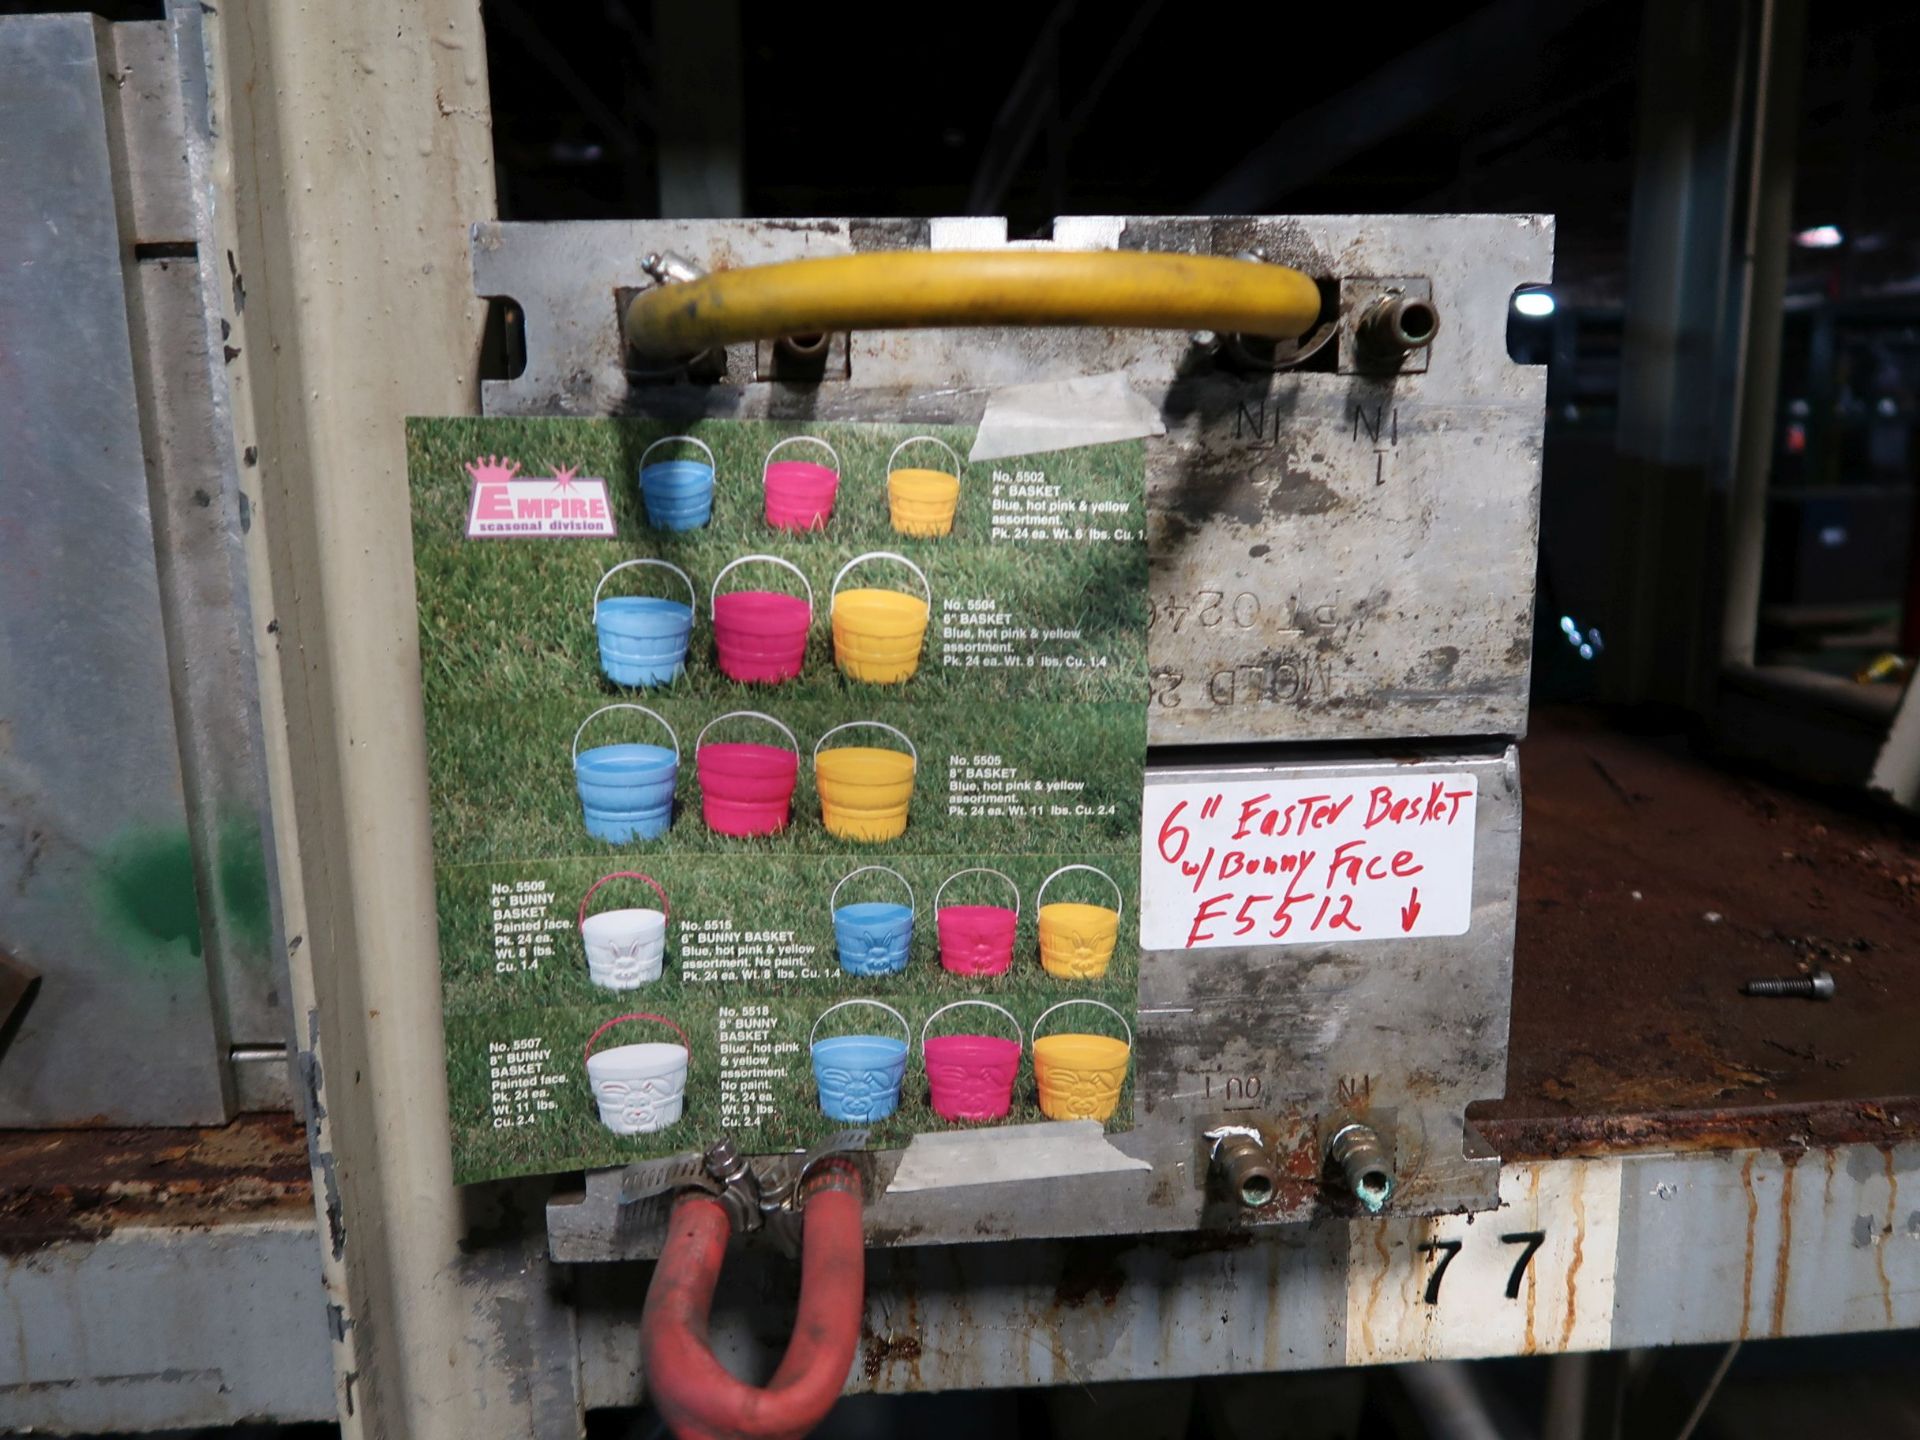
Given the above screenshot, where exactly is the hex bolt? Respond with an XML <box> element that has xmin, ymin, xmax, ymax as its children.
<box><xmin>1357</xmin><ymin>293</ymin><xmax>1440</xmax><ymax>359</ymax></box>
<box><xmin>1327</xmin><ymin>1122</ymin><xmax>1396</xmax><ymax>1214</ymax></box>
<box><xmin>1741</xmin><ymin>967</ymin><xmax>1835</xmax><ymax>999</ymax></box>
<box><xmin>1211</xmin><ymin>1131</ymin><xmax>1279</xmax><ymax>1209</ymax></box>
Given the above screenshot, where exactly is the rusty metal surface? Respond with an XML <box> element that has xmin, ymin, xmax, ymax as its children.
<box><xmin>1474</xmin><ymin>705</ymin><xmax>1920</xmax><ymax>1158</ymax></box>
<box><xmin>472</xmin><ymin>213</ymin><xmax>1551</xmax><ymax>746</ymax></box>
<box><xmin>0</xmin><ymin>1112</ymin><xmax>311</xmax><ymax>1253</ymax></box>
<box><xmin>572</xmin><ymin>1142</ymin><xmax>1920</xmax><ymax>1401</ymax></box>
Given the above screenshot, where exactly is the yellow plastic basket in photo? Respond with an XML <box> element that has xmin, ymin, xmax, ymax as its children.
<box><xmin>1031</xmin><ymin>999</ymin><xmax>1132</xmax><ymax>1123</ymax></box>
<box><xmin>1035</xmin><ymin>864</ymin><xmax>1124</xmax><ymax>980</ymax></box>
<box><xmin>830</xmin><ymin>551</ymin><xmax>931</xmax><ymax>685</ymax></box>
<box><xmin>812</xmin><ymin>721</ymin><xmax>917</xmax><ymax>841</ymax></box>
<box><xmin>885</xmin><ymin>435</ymin><xmax>963</xmax><ymax>537</ymax></box>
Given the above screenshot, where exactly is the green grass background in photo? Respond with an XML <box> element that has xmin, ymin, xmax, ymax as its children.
<box><xmin>424</xmin><ymin>694</ymin><xmax>1143</xmax><ymax>866</ymax></box>
<box><xmin>406</xmin><ymin>416</ymin><xmax>1146</xmax><ymax>707</ymax></box>
<box><xmin>448</xmin><ymin>970</ymin><xmax>1137</xmax><ymax>1184</ymax></box>
<box><xmin>411</xmin><ymin>416</ymin><xmax>1146</xmax><ymax>1182</ymax></box>
<box><xmin>440</xmin><ymin>849</ymin><xmax>1139</xmax><ymax>1015</ymax></box>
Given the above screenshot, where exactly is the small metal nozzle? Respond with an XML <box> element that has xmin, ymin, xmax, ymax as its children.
<box><xmin>774</xmin><ymin>331</ymin><xmax>831</xmax><ymax>361</ymax></box>
<box><xmin>1357</xmin><ymin>293</ymin><xmax>1439</xmax><ymax>359</ymax></box>
<box><xmin>1208</xmin><ymin>1128</ymin><xmax>1279</xmax><ymax>1209</ymax></box>
<box><xmin>1327</xmin><ymin>1123</ymin><xmax>1396</xmax><ymax>1214</ymax></box>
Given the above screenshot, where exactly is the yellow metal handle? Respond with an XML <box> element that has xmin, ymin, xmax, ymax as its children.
<box><xmin>623</xmin><ymin>250</ymin><xmax>1322</xmax><ymax>362</ymax></box>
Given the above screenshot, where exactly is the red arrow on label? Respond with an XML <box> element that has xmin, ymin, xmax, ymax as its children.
<box><xmin>1399</xmin><ymin>887</ymin><xmax>1422</xmax><ymax>933</ymax></box>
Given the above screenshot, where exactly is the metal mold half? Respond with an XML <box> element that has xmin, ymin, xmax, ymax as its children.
<box><xmin>548</xmin><ymin>746</ymin><xmax>1519</xmax><ymax>1260</ymax></box>
<box><xmin>472</xmin><ymin>213</ymin><xmax>1551</xmax><ymax>747</ymax></box>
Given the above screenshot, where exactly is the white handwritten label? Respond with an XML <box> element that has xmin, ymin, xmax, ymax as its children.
<box><xmin>1139</xmin><ymin>773</ymin><xmax>1477</xmax><ymax>950</ymax></box>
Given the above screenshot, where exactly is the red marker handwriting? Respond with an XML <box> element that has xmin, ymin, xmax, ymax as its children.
<box><xmin>1400</xmin><ymin>887</ymin><xmax>1422</xmax><ymax>932</ymax></box>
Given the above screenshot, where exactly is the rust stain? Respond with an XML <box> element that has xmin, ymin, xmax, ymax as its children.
<box><xmin>0</xmin><ymin>1114</ymin><xmax>310</xmax><ymax>1255</ymax></box>
<box><xmin>1357</xmin><ymin>1221</ymin><xmax>1392</xmax><ymax>1361</ymax></box>
<box><xmin>859</xmin><ymin>1291</ymin><xmax>924</xmax><ymax>1388</ymax></box>
<box><xmin>1522</xmin><ymin>1167</ymin><xmax>1541</xmax><ymax>1354</ymax></box>
<box><xmin>1874</xmin><ymin>1149</ymin><xmax>1897</xmax><ymax>1327</ymax></box>
<box><xmin>1477</xmin><ymin>709</ymin><xmax>1920</xmax><ymax>1159</ymax></box>
<box><xmin>1557</xmin><ymin>1179</ymin><xmax>1586</xmax><ymax>1351</ymax></box>
<box><xmin>1822</xmin><ymin>1148</ymin><xmax>1837</xmax><ymax>1207</ymax></box>
<box><xmin>1476</xmin><ymin>1099</ymin><xmax>1919</xmax><ymax>1164</ymax></box>
<box><xmin>1769</xmin><ymin>1153</ymin><xmax>1799</xmax><ymax>1336</ymax></box>
<box><xmin>1738</xmin><ymin>1154</ymin><xmax>1759</xmax><ymax>1340</ymax></box>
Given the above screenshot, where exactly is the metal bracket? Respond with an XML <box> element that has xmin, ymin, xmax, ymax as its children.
<box><xmin>617</xmin><ymin>1132</ymin><xmax>871</xmax><ymax>1250</ymax></box>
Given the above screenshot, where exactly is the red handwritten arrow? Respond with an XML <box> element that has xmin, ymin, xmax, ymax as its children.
<box><xmin>1399</xmin><ymin>887</ymin><xmax>1422</xmax><ymax>933</ymax></box>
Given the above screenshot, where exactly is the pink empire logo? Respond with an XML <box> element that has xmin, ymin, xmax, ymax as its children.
<box><xmin>465</xmin><ymin>455</ymin><xmax>616</xmax><ymax>538</ymax></box>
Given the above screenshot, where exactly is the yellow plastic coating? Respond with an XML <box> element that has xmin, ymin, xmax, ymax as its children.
<box><xmin>1037</xmin><ymin>901</ymin><xmax>1121</xmax><ymax>980</ymax></box>
<box><xmin>624</xmin><ymin>250</ymin><xmax>1323</xmax><ymax>361</ymax></box>
<box><xmin>1033</xmin><ymin>1034</ymin><xmax>1131</xmax><ymax>1121</ymax></box>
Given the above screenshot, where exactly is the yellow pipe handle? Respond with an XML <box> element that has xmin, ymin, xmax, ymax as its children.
<box><xmin>623</xmin><ymin>250</ymin><xmax>1322</xmax><ymax>362</ymax></box>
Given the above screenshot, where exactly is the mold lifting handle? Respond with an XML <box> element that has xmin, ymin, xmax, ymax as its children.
<box><xmin>640</xmin><ymin>1162</ymin><xmax>866</xmax><ymax>1440</ymax></box>
<box><xmin>623</xmin><ymin>249</ymin><xmax>1323</xmax><ymax>365</ymax></box>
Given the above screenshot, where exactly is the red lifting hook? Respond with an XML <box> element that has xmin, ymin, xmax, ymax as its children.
<box><xmin>641</xmin><ymin>1158</ymin><xmax>866</xmax><ymax>1440</ymax></box>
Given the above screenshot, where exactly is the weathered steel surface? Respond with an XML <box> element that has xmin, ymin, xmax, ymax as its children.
<box><xmin>0</xmin><ymin>1223</ymin><xmax>335</xmax><ymax>1432</ymax></box>
<box><xmin>472</xmin><ymin>214</ymin><xmax>1551</xmax><ymax>745</ymax></box>
<box><xmin>0</xmin><ymin>14</ymin><xmax>230</xmax><ymax>1125</ymax></box>
<box><xmin>573</xmin><ymin>1144</ymin><xmax>1920</xmax><ymax>1402</ymax></box>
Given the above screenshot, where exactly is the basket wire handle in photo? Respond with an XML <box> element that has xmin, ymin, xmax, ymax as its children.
<box><xmin>638</xmin><ymin>434</ymin><xmax>717</xmax><ymax>472</ymax></box>
<box><xmin>593</xmin><ymin>558</ymin><xmax>697</xmax><ymax>620</ymax></box>
<box><xmin>762</xmin><ymin>434</ymin><xmax>843</xmax><ymax>476</ymax></box>
<box><xmin>583</xmin><ymin>1011</ymin><xmax>691</xmax><ymax>1065</ymax></box>
<box><xmin>694</xmin><ymin>709</ymin><xmax>799</xmax><ymax>757</ymax></box>
<box><xmin>919</xmin><ymin>999</ymin><xmax>1022</xmax><ymax>1056</ymax></box>
<box><xmin>808</xmin><ymin>997</ymin><xmax>910</xmax><ymax>1051</ymax></box>
<box><xmin>933</xmin><ymin>867</ymin><xmax>1021</xmax><ymax>918</ymax></box>
<box><xmin>1034</xmin><ymin>864</ymin><xmax>1124</xmax><ymax>917</ymax></box>
<box><xmin>1032</xmin><ymin>998</ymin><xmax>1133</xmax><ymax>1048</ymax></box>
<box><xmin>811</xmin><ymin>720</ymin><xmax>917</xmax><ymax>769</ymax></box>
<box><xmin>577</xmin><ymin>872</ymin><xmax>671</xmax><ymax>932</ymax></box>
<box><xmin>572</xmin><ymin>704</ymin><xmax>682</xmax><ymax>765</ymax></box>
<box><xmin>830</xmin><ymin>550</ymin><xmax>932</xmax><ymax>608</ymax></box>
<box><xmin>709</xmin><ymin>553</ymin><xmax>816</xmax><ymax>615</ymax></box>
<box><xmin>829</xmin><ymin>865</ymin><xmax>916</xmax><ymax>918</ymax></box>
<box><xmin>885</xmin><ymin>435</ymin><xmax>964</xmax><ymax>476</ymax></box>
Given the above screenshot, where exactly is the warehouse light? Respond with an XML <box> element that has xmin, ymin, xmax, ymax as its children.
<box><xmin>1794</xmin><ymin>224</ymin><xmax>1844</xmax><ymax>249</ymax></box>
<box><xmin>1513</xmin><ymin>289</ymin><xmax>1556</xmax><ymax>318</ymax></box>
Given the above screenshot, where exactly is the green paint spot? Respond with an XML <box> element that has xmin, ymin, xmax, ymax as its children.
<box><xmin>96</xmin><ymin>829</ymin><xmax>203</xmax><ymax>959</ymax></box>
<box><xmin>217</xmin><ymin>814</ymin><xmax>272</xmax><ymax>952</ymax></box>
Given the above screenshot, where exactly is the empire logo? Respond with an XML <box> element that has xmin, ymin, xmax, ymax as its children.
<box><xmin>464</xmin><ymin>456</ymin><xmax>616</xmax><ymax>538</ymax></box>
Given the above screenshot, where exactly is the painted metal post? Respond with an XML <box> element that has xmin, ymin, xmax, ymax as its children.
<box><xmin>170</xmin><ymin>0</ymin><xmax>582</xmax><ymax>1434</ymax></box>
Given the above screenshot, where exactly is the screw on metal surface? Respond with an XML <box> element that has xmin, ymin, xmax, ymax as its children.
<box><xmin>641</xmin><ymin>250</ymin><xmax>706</xmax><ymax>287</ymax></box>
<box><xmin>1740</xmin><ymin>967</ymin><xmax>1835</xmax><ymax>999</ymax></box>
<box><xmin>1205</xmin><ymin>1125</ymin><xmax>1278</xmax><ymax>1209</ymax></box>
<box><xmin>1327</xmin><ymin>1122</ymin><xmax>1396</xmax><ymax>1214</ymax></box>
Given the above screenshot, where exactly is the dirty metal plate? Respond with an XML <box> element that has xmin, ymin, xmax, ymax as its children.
<box><xmin>0</xmin><ymin>14</ymin><xmax>230</xmax><ymax>1125</ymax></box>
<box><xmin>569</xmin><ymin>1143</ymin><xmax>1920</xmax><ymax>1400</ymax></box>
<box><xmin>1138</xmin><ymin>748</ymin><xmax>1519</xmax><ymax>1221</ymax></box>
<box><xmin>472</xmin><ymin>214</ymin><xmax>1550</xmax><ymax>746</ymax></box>
<box><xmin>548</xmin><ymin>748</ymin><xmax>1518</xmax><ymax>1261</ymax></box>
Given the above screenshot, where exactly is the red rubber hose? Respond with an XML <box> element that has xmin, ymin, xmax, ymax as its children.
<box><xmin>641</xmin><ymin>1164</ymin><xmax>865</xmax><ymax>1440</ymax></box>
